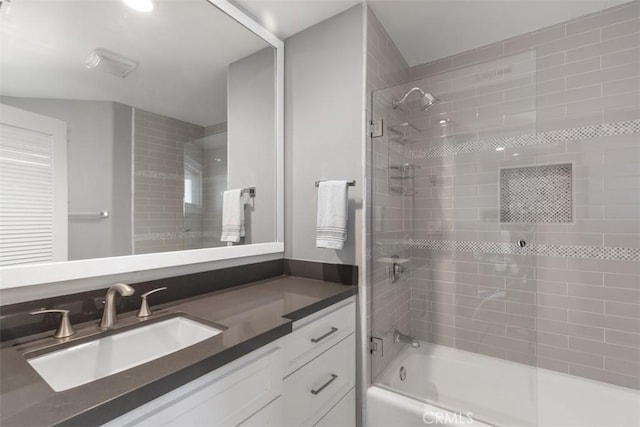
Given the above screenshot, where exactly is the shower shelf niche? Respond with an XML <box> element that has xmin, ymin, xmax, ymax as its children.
<box><xmin>500</xmin><ymin>163</ymin><xmax>573</xmax><ymax>223</ymax></box>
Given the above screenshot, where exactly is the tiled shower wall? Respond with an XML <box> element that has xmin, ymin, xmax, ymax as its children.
<box><xmin>133</xmin><ymin>109</ymin><xmax>204</xmax><ymax>254</ymax></box>
<box><xmin>377</xmin><ymin>0</ymin><xmax>640</xmax><ymax>389</ymax></box>
<box><xmin>366</xmin><ymin>6</ymin><xmax>413</xmax><ymax>380</ymax></box>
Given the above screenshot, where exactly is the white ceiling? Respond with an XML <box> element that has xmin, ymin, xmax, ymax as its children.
<box><xmin>3</xmin><ymin>0</ymin><xmax>629</xmax><ymax>126</ymax></box>
<box><xmin>368</xmin><ymin>0</ymin><xmax>629</xmax><ymax>67</ymax></box>
<box><xmin>234</xmin><ymin>0</ymin><xmax>360</xmax><ymax>39</ymax></box>
<box><xmin>1</xmin><ymin>0</ymin><xmax>270</xmax><ymax>127</ymax></box>
<box><xmin>236</xmin><ymin>0</ymin><xmax>628</xmax><ymax>67</ymax></box>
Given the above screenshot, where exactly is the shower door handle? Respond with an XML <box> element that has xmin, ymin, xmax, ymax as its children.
<box><xmin>311</xmin><ymin>374</ymin><xmax>338</xmax><ymax>395</ymax></box>
<box><xmin>310</xmin><ymin>326</ymin><xmax>338</xmax><ymax>343</ymax></box>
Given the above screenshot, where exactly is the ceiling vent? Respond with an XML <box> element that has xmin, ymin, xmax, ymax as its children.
<box><xmin>84</xmin><ymin>48</ymin><xmax>138</xmax><ymax>78</ymax></box>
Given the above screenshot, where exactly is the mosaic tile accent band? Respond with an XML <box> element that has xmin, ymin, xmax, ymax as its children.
<box><xmin>135</xmin><ymin>230</ymin><xmax>220</xmax><ymax>241</ymax></box>
<box><xmin>500</xmin><ymin>164</ymin><xmax>573</xmax><ymax>223</ymax></box>
<box><xmin>135</xmin><ymin>170</ymin><xmax>183</xmax><ymax>181</ymax></box>
<box><xmin>408</xmin><ymin>239</ymin><xmax>640</xmax><ymax>261</ymax></box>
<box><xmin>406</xmin><ymin>120</ymin><xmax>640</xmax><ymax>159</ymax></box>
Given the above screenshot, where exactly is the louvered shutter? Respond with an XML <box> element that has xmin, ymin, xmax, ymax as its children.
<box><xmin>0</xmin><ymin>104</ymin><xmax>67</xmax><ymax>265</ymax></box>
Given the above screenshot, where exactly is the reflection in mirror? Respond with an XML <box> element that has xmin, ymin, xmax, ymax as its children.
<box><xmin>0</xmin><ymin>0</ymin><xmax>276</xmax><ymax>266</ymax></box>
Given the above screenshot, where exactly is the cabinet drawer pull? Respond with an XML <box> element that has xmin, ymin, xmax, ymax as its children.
<box><xmin>311</xmin><ymin>374</ymin><xmax>338</xmax><ymax>395</ymax></box>
<box><xmin>310</xmin><ymin>327</ymin><xmax>338</xmax><ymax>343</ymax></box>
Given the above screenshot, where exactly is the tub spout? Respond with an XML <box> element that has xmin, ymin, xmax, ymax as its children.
<box><xmin>394</xmin><ymin>329</ymin><xmax>420</xmax><ymax>348</ymax></box>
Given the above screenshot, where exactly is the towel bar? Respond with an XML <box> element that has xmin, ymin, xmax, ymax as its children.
<box><xmin>242</xmin><ymin>187</ymin><xmax>256</xmax><ymax>198</ymax></box>
<box><xmin>68</xmin><ymin>211</ymin><xmax>109</xmax><ymax>218</ymax></box>
<box><xmin>314</xmin><ymin>180</ymin><xmax>356</xmax><ymax>187</ymax></box>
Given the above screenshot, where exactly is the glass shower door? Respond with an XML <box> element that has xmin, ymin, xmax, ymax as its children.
<box><xmin>369</xmin><ymin>51</ymin><xmax>540</xmax><ymax>426</ymax></box>
<box><xmin>182</xmin><ymin>132</ymin><xmax>228</xmax><ymax>250</ymax></box>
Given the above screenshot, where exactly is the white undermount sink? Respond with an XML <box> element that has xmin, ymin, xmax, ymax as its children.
<box><xmin>27</xmin><ymin>316</ymin><xmax>222</xmax><ymax>392</ymax></box>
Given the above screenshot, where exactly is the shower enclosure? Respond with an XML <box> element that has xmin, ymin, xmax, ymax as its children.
<box><xmin>182</xmin><ymin>131</ymin><xmax>228</xmax><ymax>250</ymax></box>
<box><xmin>368</xmin><ymin>45</ymin><xmax>640</xmax><ymax>425</ymax></box>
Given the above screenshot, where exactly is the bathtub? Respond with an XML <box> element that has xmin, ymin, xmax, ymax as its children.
<box><xmin>367</xmin><ymin>343</ymin><xmax>640</xmax><ymax>427</ymax></box>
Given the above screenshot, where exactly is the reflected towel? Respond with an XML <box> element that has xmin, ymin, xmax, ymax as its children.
<box><xmin>221</xmin><ymin>189</ymin><xmax>245</xmax><ymax>243</ymax></box>
<box><xmin>316</xmin><ymin>180</ymin><xmax>348</xmax><ymax>249</ymax></box>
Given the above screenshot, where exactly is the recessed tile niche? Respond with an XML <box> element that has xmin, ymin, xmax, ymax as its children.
<box><xmin>500</xmin><ymin>164</ymin><xmax>573</xmax><ymax>223</ymax></box>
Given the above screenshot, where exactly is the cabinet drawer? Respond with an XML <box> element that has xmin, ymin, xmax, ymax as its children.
<box><xmin>282</xmin><ymin>334</ymin><xmax>355</xmax><ymax>427</ymax></box>
<box><xmin>282</xmin><ymin>299</ymin><xmax>355</xmax><ymax>377</ymax></box>
<box><xmin>103</xmin><ymin>346</ymin><xmax>282</xmax><ymax>427</ymax></box>
<box><xmin>315</xmin><ymin>387</ymin><xmax>355</xmax><ymax>427</ymax></box>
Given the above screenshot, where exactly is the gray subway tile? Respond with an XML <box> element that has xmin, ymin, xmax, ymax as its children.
<box><xmin>566</xmin><ymin>2</ymin><xmax>640</xmax><ymax>36</ymax></box>
<box><xmin>536</xmin><ymin>57</ymin><xmax>600</xmax><ymax>82</ymax></box>
<box><xmin>537</xmin><ymin>343</ymin><xmax>604</xmax><ymax>368</ymax></box>
<box><xmin>567</xmin><ymin>62</ymin><xmax>640</xmax><ymax>89</ymax></box>
<box><xmin>536</xmin><ymin>29</ymin><xmax>600</xmax><ymax>57</ymax></box>
<box><xmin>605</xmin><ymin>301</ymin><xmax>640</xmax><ymax>319</ymax></box>
<box><xmin>569</xmin><ymin>336</ymin><xmax>640</xmax><ymax>362</ymax></box>
<box><xmin>538</xmin><ymin>318</ymin><xmax>603</xmax><ymax>340</ymax></box>
<box><xmin>605</xmin><ymin>357</ymin><xmax>640</xmax><ymax>377</ymax></box>
<box><xmin>538</xmin><ymin>356</ymin><xmax>570</xmax><ymax>373</ymax></box>
<box><xmin>602</xmin><ymin>17</ymin><xmax>640</xmax><ymax>40</ymax></box>
<box><xmin>568</xmin><ymin>310</ymin><xmax>640</xmax><ymax>334</ymax></box>
<box><xmin>566</xmin><ymin>33</ymin><xmax>640</xmax><ymax>63</ymax></box>
<box><xmin>568</xmin><ymin>363</ymin><xmax>640</xmax><ymax>389</ymax></box>
<box><xmin>602</xmin><ymin>47</ymin><xmax>640</xmax><ymax>68</ymax></box>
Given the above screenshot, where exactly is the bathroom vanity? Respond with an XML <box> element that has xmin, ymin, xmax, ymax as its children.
<box><xmin>0</xmin><ymin>275</ymin><xmax>357</xmax><ymax>426</ymax></box>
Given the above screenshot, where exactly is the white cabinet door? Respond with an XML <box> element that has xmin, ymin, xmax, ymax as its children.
<box><xmin>239</xmin><ymin>397</ymin><xmax>283</xmax><ymax>427</ymax></box>
<box><xmin>315</xmin><ymin>388</ymin><xmax>356</xmax><ymax>427</ymax></box>
<box><xmin>102</xmin><ymin>346</ymin><xmax>282</xmax><ymax>427</ymax></box>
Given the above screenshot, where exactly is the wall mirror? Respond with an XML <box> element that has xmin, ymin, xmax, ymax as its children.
<box><xmin>0</xmin><ymin>0</ymin><xmax>284</xmax><ymax>288</ymax></box>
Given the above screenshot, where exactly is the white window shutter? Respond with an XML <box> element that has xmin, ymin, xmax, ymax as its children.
<box><xmin>0</xmin><ymin>104</ymin><xmax>67</xmax><ymax>265</ymax></box>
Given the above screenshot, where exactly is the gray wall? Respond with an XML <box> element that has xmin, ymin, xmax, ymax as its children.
<box><xmin>284</xmin><ymin>4</ymin><xmax>365</xmax><ymax>265</ymax></box>
<box><xmin>0</xmin><ymin>97</ymin><xmax>129</xmax><ymax>260</ymax></box>
<box><xmin>228</xmin><ymin>47</ymin><xmax>276</xmax><ymax>245</ymax></box>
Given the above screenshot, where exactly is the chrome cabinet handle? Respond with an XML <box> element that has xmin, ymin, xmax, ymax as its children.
<box><xmin>310</xmin><ymin>327</ymin><xmax>338</xmax><ymax>343</ymax></box>
<box><xmin>137</xmin><ymin>287</ymin><xmax>168</xmax><ymax>318</ymax></box>
<box><xmin>30</xmin><ymin>309</ymin><xmax>76</xmax><ymax>339</ymax></box>
<box><xmin>311</xmin><ymin>374</ymin><xmax>338</xmax><ymax>395</ymax></box>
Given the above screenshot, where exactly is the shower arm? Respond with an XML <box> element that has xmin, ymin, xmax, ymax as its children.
<box><xmin>393</xmin><ymin>87</ymin><xmax>426</xmax><ymax>108</ymax></box>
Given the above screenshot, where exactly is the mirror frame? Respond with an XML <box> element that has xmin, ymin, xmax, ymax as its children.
<box><xmin>0</xmin><ymin>0</ymin><xmax>284</xmax><ymax>289</ymax></box>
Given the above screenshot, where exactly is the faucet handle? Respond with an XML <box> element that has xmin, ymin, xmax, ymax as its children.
<box><xmin>30</xmin><ymin>309</ymin><xmax>76</xmax><ymax>339</ymax></box>
<box><xmin>137</xmin><ymin>287</ymin><xmax>167</xmax><ymax>318</ymax></box>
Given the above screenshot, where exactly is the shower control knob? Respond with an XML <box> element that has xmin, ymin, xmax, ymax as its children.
<box><xmin>518</xmin><ymin>240</ymin><xmax>527</xmax><ymax>248</ymax></box>
<box><xmin>393</xmin><ymin>263</ymin><xmax>405</xmax><ymax>275</ymax></box>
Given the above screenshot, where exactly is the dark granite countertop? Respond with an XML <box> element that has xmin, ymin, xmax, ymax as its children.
<box><xmin>0</xmin><ymin>276</ymin><xmax>357</xmax><ymax>426</ymax></box>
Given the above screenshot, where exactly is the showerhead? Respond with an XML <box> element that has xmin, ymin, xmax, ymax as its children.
<box><xmin>392</xmin><ymin>87</ymin><xmax>439</xmax><ymax>112</ymax></box>
<box><xmin>419</xmin><ymin>92</ymin><xmax>439</xmax><ymax>111</ymax></box>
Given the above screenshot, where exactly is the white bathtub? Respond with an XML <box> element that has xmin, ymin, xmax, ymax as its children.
<box><xmin>367</xmin><ymin>343</ymin><xmax>640</xmax><ymax>427</ymax></box>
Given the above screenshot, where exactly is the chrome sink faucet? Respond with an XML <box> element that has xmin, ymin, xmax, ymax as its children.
<box><xmin>100</xmin><ymin>283</ymin><xmax>135</xmax><ymax>330</ymax></box>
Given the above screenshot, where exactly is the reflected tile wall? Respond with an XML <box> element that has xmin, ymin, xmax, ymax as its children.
<box><xmin>133</xmin><ymin>109</ymin><xmax>204</xmax><ymax>254</ymax></box>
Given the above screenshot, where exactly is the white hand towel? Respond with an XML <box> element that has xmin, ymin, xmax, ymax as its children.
<box><xmin>316</xmin><ymin>180</ymin><xmax>348</xmax><ymax>249</ymax></box>
<box><xmin>221</xmin><ymin>189</ymin><xmax>245</xmax><ymax>243</ymax></box>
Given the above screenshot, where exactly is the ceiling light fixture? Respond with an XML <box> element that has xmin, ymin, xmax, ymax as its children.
<box><xmin>122</xmin><ymin>0</ymin><xmax>154</xmax><ymax>13</ymax></box>
<box><xmin>84</xmin><ymin>48</ymin><xmax>138</xmax><ymax>78</ymax></box>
